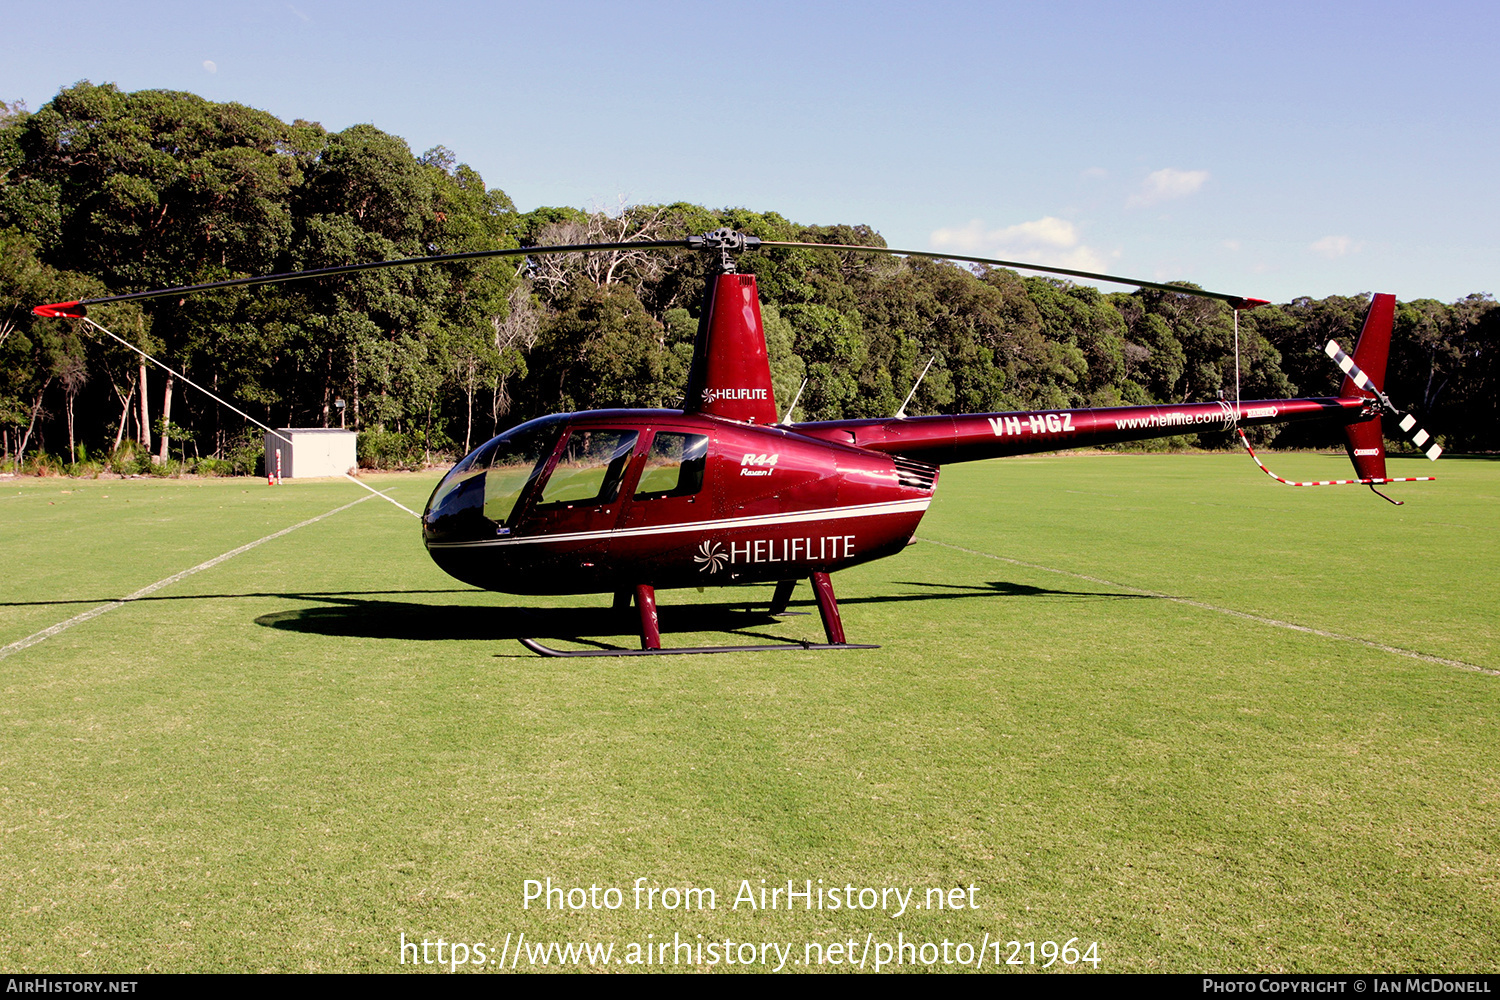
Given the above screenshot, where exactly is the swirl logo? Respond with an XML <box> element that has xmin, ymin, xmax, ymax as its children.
<box><xmin>694</xmin><ymin>540</ymin><xmax>727</xmax><ymax>574</ymax></box>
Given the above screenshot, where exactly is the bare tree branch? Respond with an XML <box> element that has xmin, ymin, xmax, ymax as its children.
<box><xmin>526</xmin><ymin>201</ymin><xmax>672</xmax><ymax>295</ymax></box>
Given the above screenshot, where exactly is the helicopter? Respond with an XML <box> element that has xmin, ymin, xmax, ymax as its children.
<box><xmin>34</xmin><ymin>228</ymin><xmax>1441</xmax><ymax>656</ymax></box>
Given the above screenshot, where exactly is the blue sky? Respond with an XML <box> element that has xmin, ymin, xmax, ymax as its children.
<box><xmin>5</xmin><ymin>0</ymin><xmax>1496</xmax><ymax>303</ymax></box>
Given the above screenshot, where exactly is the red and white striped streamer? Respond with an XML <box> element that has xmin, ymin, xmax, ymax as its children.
<box><xmin>1236</xmin><ymin>430</ymin><xmax>1435</xmax><ymax>487</ymax></box>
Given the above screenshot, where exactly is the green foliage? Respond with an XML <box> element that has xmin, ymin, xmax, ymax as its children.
<box><xmin>1</xmin><ymin>82</ymin><xmax>1496</xmax><ymax>470</ymax></box>
<box><xmin>146</xmin><ymin>456</ymin><xmax>183</xmax><ymax>478</ymax></box>
<box><xmin>18</xmin><ymin>449</ymin><xmax>63</xmax><ymax>475</ymax></box>
<box><xmin>759</xmin><ymin>302</ymin><xmax>807</xmax><ymax>419</ymax></box>
<box><xmin>1</xmin><ymin>83</ymin><xmax>318</xmax><ymax>288</ymax></box>
<box><xmin>523</xmin><ymin>284</ymin><xmax>684</xmax><ymax>413</ymax></box>
<box><xmin>357</xmin><ymin>429</ymin><xmax>440</xmax><ymax>471</ymax></box>
<box><xmin>218</xmin><ymin>430</ymin><xmax>265</xmax><ymax>476</ymax></box>
<box><xmin>781</xmin><ymin>302</ymin><xmax>867</xmax><ymax>419</ymax></box>
<box><xmin>104</xmin><ymin>441</ymin><xmax>144</xmax><ymax>475</ymax></box>
<box><xmin>1389</xmin><ymin>294</ymin><xmax>1498</xmax><ymax>452</ymax></box>
<box><xmin>193</xmin><ymin>457</ymin><xmax>236</xmax><ymax>477</ymax></box>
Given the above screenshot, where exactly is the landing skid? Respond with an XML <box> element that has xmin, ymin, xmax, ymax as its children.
<box><xmin>516</xmin><ymin>572</ymin><xmax>873</xmax><ymax>657</ymax></box>
<box><xmin>518</xmin><ymin>637</ymin><xmax>877</xmax><ymax>657</ymax></box>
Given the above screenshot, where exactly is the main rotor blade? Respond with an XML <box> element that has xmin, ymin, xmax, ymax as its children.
<box><xmin>33</xmin><ymin>228</ymin><xmax>1268</xmax><ymax>317</ymax></box>
<box><xmin>33</xmin><ymin>238</ymin><xmax>694</xmax><ymax>317</ymax></box>
<box><xmin>755</xmin><ymin>240</ymin><xmax>1270</xmax><ymax>310</ymax></box>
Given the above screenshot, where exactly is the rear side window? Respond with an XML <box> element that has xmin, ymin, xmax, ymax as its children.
<box><xmin>537</xmin><ymin>429</ymin><xmax>639</xmax><ymax>507</ymax></box>
<box><xmin>633</xmin><ymin>432</ymin><xmax>708</xmax><ymax>499</ymax></box>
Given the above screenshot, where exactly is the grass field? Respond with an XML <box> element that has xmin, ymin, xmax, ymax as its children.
<box><xmin>1</xmin><ymin>452</ymin><xmax>1496</xmax><ymax>973</ymax></box>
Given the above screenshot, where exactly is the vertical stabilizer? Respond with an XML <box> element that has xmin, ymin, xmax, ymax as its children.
<box><xmin>1341</xmin><ymin>293</ymin><xmax>1396</xmax><ymax>481</ymax></box>
<box><xmin>682</xmin><ymin>273</ymin><xmax>778</xmax><ymax>424</ymax></box>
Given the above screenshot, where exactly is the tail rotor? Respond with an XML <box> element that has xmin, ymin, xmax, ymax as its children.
<box><xmin>1324</xmin><ymin>339</ymin><xmax>1442</xmax><ymax>461</ymax></box>
<box><xmin>1237</xmin><ymin>293</ymin><xmax>1438</xmax><ymax>504</ymax></box>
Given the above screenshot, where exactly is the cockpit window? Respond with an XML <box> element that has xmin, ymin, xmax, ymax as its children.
<box><xmin>537</xmin><ymin>429</ymin><xmax>639</xmax><ymax>507</ymax></box>
<box><xmin>633</xmin><ymin>432</ymin><xmax>708</xmax><ymax>499</ymax></box>
<box><xmin>424</xmin><ymin>416</ymin><xmax>563</xmax><ymax>537</ymax></box>
<box><xmin>481</xmin><ymin>429</ymin><xmax>557</xmax><ymax>524</ymax></box>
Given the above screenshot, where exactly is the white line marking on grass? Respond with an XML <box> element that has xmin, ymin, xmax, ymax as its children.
<box><xmin>82</xmin><ymin>317</ymin><xmax>422</xmax><ymax>519</ymax></box>
<box><xmin>917</xmin><ymin>537</ymin><xmax>1498</xmax><ymax>677</ymax></box>
<box><xmin>1</xmin><ymin>493</ymin><xmax>382</xmax><ymax>661</ymax></box>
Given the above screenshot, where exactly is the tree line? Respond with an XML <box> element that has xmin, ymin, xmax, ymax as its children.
<box><xmin>2</xmin><ymin>83</ymin><xmax>1495</xmax><ymax>475</ymax></box>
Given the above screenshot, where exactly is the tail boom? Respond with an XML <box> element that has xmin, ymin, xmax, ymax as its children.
<box><xmin>794</xmin><ymin>292</ymin><xmax>1435</xmax><ymax>498</ymax></box>
<box><xmin>793</xmin><ymin>396</ymin><xmax>1368</xmax><ymax>466</ymax></box>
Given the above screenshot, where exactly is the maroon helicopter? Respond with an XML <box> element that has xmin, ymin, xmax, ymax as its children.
<box><xmin>36</xmin><ymin>229</ymin><xmax>1438</xmax><ymax>656</ymax></box>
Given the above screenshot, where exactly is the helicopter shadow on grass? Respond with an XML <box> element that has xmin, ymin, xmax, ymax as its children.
<box><xmin>0</xmin><ymin>589</ymin><xmax>472</xmax><ymax>610</ymax></box>
<box><xmin>251</xmin><ymin>579</ymin><xmax>1159</xmax><ymax>649</ymax></box>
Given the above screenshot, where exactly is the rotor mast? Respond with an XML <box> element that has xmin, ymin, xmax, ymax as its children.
<box><xmin>681</xmin><ymin>230</ymin><xmax>778</xmax><ymax>424</ymax></box>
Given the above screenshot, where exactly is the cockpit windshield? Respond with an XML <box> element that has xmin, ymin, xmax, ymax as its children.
<box><xmin>423</xmin><ymin>415</ymin><xmax>565</xmax><ymax>540</ymax></box>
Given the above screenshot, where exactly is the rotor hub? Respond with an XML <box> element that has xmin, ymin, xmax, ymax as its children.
<box><xmin>687</xmin><ymin>228</ymin><xmax>762</xmax><ymax>273</ymax></box>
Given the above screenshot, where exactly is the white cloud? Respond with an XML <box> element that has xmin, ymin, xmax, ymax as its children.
<box><xmin>929</xmin><ymin>216</ymin><xmax>1112</xmax><ymax>272</ymax></box>
<box><xmin>1080</xmin><ymin>166</ymin><xmax>1109</xmax><ymax>179</ymax></box>
<box><xmin>1309</xmin><ymin>235</ymin><xmax>1360</xmax><ymax>258</ymax></box>
<box><xmin>1222</xmin><ymin>239</ymin><xmax>1241</xmax><ymax>252</ymax></box>
<box><xmin>1128</xmin><ymin>168</ymin><xmax>1209</xmax><ymax>208</ymax></box>
<box><xmin>202</xmin><ymin>60</ymin><xmax>217</xmax><ymax>74</ymax></box>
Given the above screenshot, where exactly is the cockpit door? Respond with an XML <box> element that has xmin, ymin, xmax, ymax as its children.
<box><xmin>616</xmin><ymin>429</ymin><xmax>711</xmax><ymax>533</ymax></box>
<box><xmin>510</xmin><ymin>427</ymin><xmax>639</xmax><ymax>542</ymax></box>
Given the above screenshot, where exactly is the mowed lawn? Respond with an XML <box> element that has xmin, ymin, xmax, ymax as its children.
<box><xmin>0</xmin><ymin>453</ymin><xmax>1495</xmax><ymax>973</ymax></box>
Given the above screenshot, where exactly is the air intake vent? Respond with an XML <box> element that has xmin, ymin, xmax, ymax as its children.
<box><xmin>894</xmin><ymin>457</ymin><xmax>938</xmax><ymax>491</ymax></box>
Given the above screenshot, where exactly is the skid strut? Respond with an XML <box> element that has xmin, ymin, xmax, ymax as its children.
<box><xmin>635</xmin><ymin>584</ymin><xmax>661</xmax><ymax>650</ymax></box>
<box><xmin>768</xmin><ymin>579</ymin><xmax>797</xmax><ymax>615</ymax></box>
<box><xmin>518</xmin><ymin>575</ymin><xmax>877</xmax><ymax>657</ymax></box>
<box><xmin>810</xmin><ymin>572</ymin><xmax>846</xmax><ymax>644</ymax></box>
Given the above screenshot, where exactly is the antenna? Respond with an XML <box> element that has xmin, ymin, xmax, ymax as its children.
<box><xmin>779</xmin><ymin>378</ymin><xmax>808</xmax><ymax>425</ymax></box>
<box><xmin>895</xmin><ymin>356</ymin><xmax>935</xmax><ymax>419</ymax></box>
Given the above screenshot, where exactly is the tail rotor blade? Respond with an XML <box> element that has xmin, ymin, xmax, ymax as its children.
<box><xmin>1325</xmin><ymin>339</ymin><xmax>1378</xmax><ymax>393</ymax></box>
<box><xmin>1326</xmin><ymin>339</ymin><xmax>1442</xmax><ymax>461</ymax></box>
<box><xmin>1398</xmin><ymin>413</ymin><xmax>1443</xmax><ymax>461</ymax></box>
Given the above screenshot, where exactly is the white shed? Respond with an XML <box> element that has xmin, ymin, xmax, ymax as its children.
<box><xmin>263</xmin><ymin>428</ymin><xmax>358</xmax><ymax>479</ymax></box>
